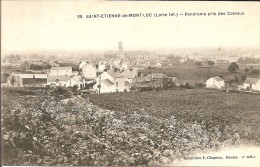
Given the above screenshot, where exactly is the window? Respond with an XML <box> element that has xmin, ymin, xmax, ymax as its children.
<box><xmin>116</xmin><ymin>82</ymin><xmax>118</xmax><ymax>87</ymax></box>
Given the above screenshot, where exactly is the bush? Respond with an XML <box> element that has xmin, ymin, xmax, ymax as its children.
<box><xmin>52</xmin><ymin>87</ymin><xmax>70</xmax><ymax>97</ymax></box>
<box><xmin>180</xmin><ymin>83</ymin><xmax>194</xmax><ymax>89</ymax></box>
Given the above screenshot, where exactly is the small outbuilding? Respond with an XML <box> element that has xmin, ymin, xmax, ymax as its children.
<box><xmin>205</xmin><ymin>76</ymin><xmax>225</xmax><ymax>89</ymax></box>
<box><xmin>243</xmin><ymin>77</ymin><xmax>260</xmax><ymax>91</ymax></box>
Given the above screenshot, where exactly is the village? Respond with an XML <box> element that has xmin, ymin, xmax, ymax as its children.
<box><xmin>1</xmin><ymin>42</ymin><xmax>260</xmax><ymax>94</ymax></box>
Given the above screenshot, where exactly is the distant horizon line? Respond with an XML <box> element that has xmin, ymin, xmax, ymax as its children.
<box><xmin>2</xmin><ymin>46</ymin><xmax>260</xmax><ymax>55</ymax></box>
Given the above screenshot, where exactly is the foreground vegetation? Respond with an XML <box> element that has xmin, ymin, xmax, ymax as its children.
<box><xmin>90</xmin><ymin>89</ymin><xmax>260</xmax><ymax>144</ymax></box>
<box><xmin>2</xmin><ymin>88</ymin><xmax>260</xmax><ymax>166</ymax></box>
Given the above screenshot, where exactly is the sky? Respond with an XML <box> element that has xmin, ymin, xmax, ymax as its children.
<box><xmin>2</xmin><ymin>1</ymin><xmax>260</xmax><ymax>54</ymax></box>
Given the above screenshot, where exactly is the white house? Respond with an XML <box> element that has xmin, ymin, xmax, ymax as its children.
<box><xmin>79</xmin><ymin>61</ymin><xmax>87</xmax><ymax>70</ymax></box>
<box><xmin>205</xmin><ymin>76</ymin><xmax>225</xmax><ymax>89</ymax></box>
<box><xmin>47</xmin><ymin>75</ymin><xmax>69</xmax><ymax>87</ymax></box>
<box><xmin>65</xmin><ymin>75</ymin><xmax>86</xmax><ymax>89</ymax></box>
<box><xmin>243</xmin><ymin>77</ymin><xmax>260</xmax><ymax>91</ymax></box>
<box><xmin>82</xmin><ymin>64</ymin><xmax>97</xmax><ymax>79</ymax></box>
<box><xmin>97</xmin><ymin>61</ymin><xmax>110</xmax><ymax>72</ymax></box>
<box><xmin>93</xmin><ymin>69</ymin><xmax>131</xmax><ymax>93</ymax></box>
<box><xmin>120</xmin><ymin>62</ymin><xmax>130</xmax><ymax>71</ymax></box>
<box><xmin>49</xmin><ymin>67</ymin><xmax>72</xmax><ymax>76</ymax></box>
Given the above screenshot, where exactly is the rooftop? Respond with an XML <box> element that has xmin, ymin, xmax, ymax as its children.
<box><xmin>68</xmin><ymin>75</ymin><xmax>84</xmax><ymax>83</ymax></box>
<box><xmin>47</xmin><ymin>75</ymin><xmax>69</xmax><ymax>82</ymax></box>
<box><xmin>212</xmin><ymin>76</ymin><xmax>224</xmax><ymax>82</ymax></box>
<box><xmin>107</xmin><ymin>70</ymin><xmax>123</xmax><ymax>78</ymax></box>
<box><xmin>244</xmin><ymin>77</ymin><xmax>260</xmax><ymax>84</ymax></box>
<box><xmin>12</xmin><ymin>60</ymin><xmax>27</xmax><ymax>65</ymax></box>
<box><xmin>51</xmin><ymin>67</ymin><xmax>72</xmax><ymax>71</ymax></box>
<box><xmin>150</xmin><ymin>73</ymin><xmax>168</xmax><ymax>79</ymax></box>
<box><xmin>121</xmin><ymin>69</ymin><xmax>138</xmax><ymax>79</ymax></box>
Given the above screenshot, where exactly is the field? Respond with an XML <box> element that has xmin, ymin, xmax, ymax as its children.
<box><xmin>89</xmin><ymin>89</ymin><xmax>260</xmax><ymax>143</ymax></box>
<box><xmin>142</xmin><ymin>63</ymin><xmax>260</xmax><ymax>84</ymax></box>
<box><xmin>141</xmin><ymin>65</ymin><xmax>231</xmax><ymax>84</ymax></box>
<box><xmin>2</xmin><ymin>88</ymin><xmax>260</xmax><ymax>166</ymax></box>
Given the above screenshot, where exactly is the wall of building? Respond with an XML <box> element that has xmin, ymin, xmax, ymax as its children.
<box><xmin>205</xmin><ymin>79</ymin><xmax>224</xmax><ymax>89</ymax></box>
<box><xmin>49</xmin><ymin>70</ymin><xmax>72</xmax><ymax>76</ymax></box>
<box><xmin>82</xmin><ymin>65</ymin><xmax>97</xmax><ymax>79</ymax></box>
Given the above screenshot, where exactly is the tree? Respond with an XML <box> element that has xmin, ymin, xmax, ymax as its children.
<box><xmin>228</xmin><ymin>62</ymin><xmax>239</xmax><ymax>73</ymax></box>
<box><xmin>250</xmin><ymin>69</ymin><xmax>260</xmax><ymax>76</ymax></box>
<box><xmin>72</xmin><ymin>85</ymin><xmax>78</xmax><ymax>93</ymax></box>
<box><xmin>245</xmin><ymin>68</ymin><xmax>249</xmax><ymax>73</ymax></box>
<box><xmin>195</xmin><ymin>62</ymin><xmax>202</xmax><ymax>66</ymax></box>
<box><xmin>54</xmin><ymin>86</ymin><xmax>68</xmax><ymax>95</ymax></box>
<box><xmin>207</xmin><ymin>61</ymin><xmax>215</xmax><ymax>66</ymax></box>
<box><xmin>3</xmin><ymin>73</ymin><xmax>10</xmax><ymax>78</ymax></box>
<box><xmin>240</xmin><ymin>74</ymin><xmax>247</xmax><ymax>82</ymax></box>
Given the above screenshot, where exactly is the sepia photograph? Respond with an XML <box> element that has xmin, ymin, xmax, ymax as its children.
<box><xmin>1</xmin><ymin>1</ymin><xmax>260</xmax><ymax>166</ymax></box>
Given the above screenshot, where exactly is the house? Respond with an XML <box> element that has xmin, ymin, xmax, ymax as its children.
<box><xmin>98</xmin><ymin>61</ymin><xmax>109</xmax><ymax>72</ymax></box>
<box><xmin>205</xmin><ymin>76</ymin><xmax>225</xmax><ymax>89</ymax></box>
<box><xmin>144</xmin><ymin>62</ymin><xmax>151</xmax><ymax>68</ymax></box>
<box><xmin>7</xmin><ymin>73</ymin><xmax>48</xmax><ymax>87</ymax></box>
<box><xmin>30</xmin><ymin>61</ymin><xmax>49</xmax><ymax>70</ymax></box>
<box><xmin>180</xmin><ymin>58</ymin><xmax>187</xmax><ymax>63</ymax></box>
<box><xmin>171</xmin><ymin>77</ymin><xmax>180</xmax><ymax>87</ymax></box>
<box><xmin>133</xmin><ymin>75</ymin><xmax>164</xmax><ymax>89</ymax></box>
<box><xmin>47</xmin><ymin>61</ymin><xmax>59</xmax><ymax>67</ymax></box>
<box><xmin>120</xmin><ymin>61</ymin><xmax>130</xmax><ymax>71</ymax></box>
<box><xmin>65</xmin><ymin>75</ymin><xmax>86</xmax><ymax>89</ymax></box>
<box><xmin>93</xmin><ymin>69</ymin><xmax>131</xmax><ymax>93</ymax></box>
<box><xmin>79</xmin><ymin>61</ymin><xmax>88</xmax><ymax>70</ymax></box>
<box><xmin>49</xmin><ymin>67</ymin><xmax>72</xmax><ymax>76</ymax></box>
<box><xmin>155</xmin><ymin>62</ymin><xmax>162</xmax><ymax>69</ymax></box>
<box><xmin>149</xmin><ymin>73</ymin><xmax>168</xmax><ymax>80</ymax></box>
<box><xmin>135</xmin><ymin>61</ymin><xmax>151</xmax><ymax>69</ymax></box>
<box><xmin>243</xmin><ymin>77</ymin><xmax>260</xmax><ymax>91</ymax></box>
<box><xmin>121</xmin><ymin>69</ymin><xmax>140</xmax><ymax>83</ymax></box>
<box><xmin>11</xmin><ymin>60</ymin><xmax>30</xmax><ymax>70</ymax></box>
<box><xmin>81</xmin><ymin>64</ymin><xmax>97</xmax><ymax>79</ymax></box>
<box><xmin>47</xmin><ymin>75</ymin><xmax>69</xmax><ymax>87</ymax></box>
<box><xmin>110</xmin><ymin>60</ymin><xmax>121</xmax><ymax>69</ymax></box>
<box><xmin>43</xmin><ymin>69</ymin><xmax>51</xmax><ymax>74</ymax></box>
<box><xmin>133</xmin><ymin>73</ymin><xmax>169</xmax><ymax>88</ymax></box>
<box><xmin>30</xmin><ymin>61</ymin><xmax>44</xmax><ymax>66</ymax></box>
<box><xmin>134</xmin><ymin>75</ymin><xmax>152</xmax><ymax>87</ymax></box>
